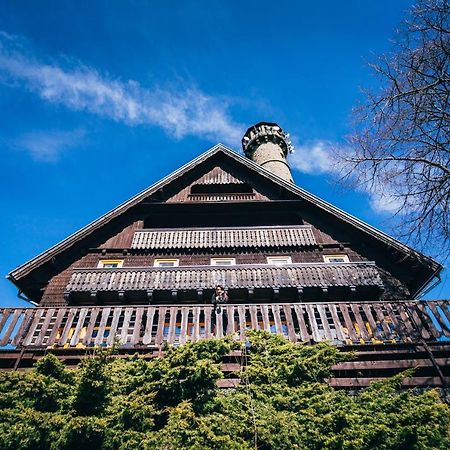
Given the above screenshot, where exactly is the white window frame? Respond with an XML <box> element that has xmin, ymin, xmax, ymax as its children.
<box><xmin>267</xmin><ymin>256</ymin><xmax>292</xmax><ymax>266</ymax></box>
<box><xmin>323</xmin><ymin>254</ymin><xmax>349</xmax><ymax>263</ymax></box>
<box><xmin>98</xmin><ymin>259</ymin><xmax>124</xmax><ymax>268</ymax></box>
<box><xmin>211</xmin><ymin>257</ymin><xmax>236</xmax><ymax>266</ymax></box>
<box><xmin>154</xmin><ymin>258</ymin><xmax>179</xmax><ymax>267</ymax></box>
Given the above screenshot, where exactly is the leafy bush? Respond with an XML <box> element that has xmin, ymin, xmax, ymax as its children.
<box><xmin>0</xmin><ymin>331</ymin><xmax>448</xmax><ymax>449</ymax></box>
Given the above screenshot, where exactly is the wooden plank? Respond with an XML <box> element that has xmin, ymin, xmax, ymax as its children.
<box><xmin>427</xmin><ymin>302</ymin><xmax>450</xmax><ymax>338</ymax></box>
<box><xmin>23</xmin><ymin>309</ymin><xmax>45</xmax><ymax>346</ymax></box>
<box><xmin>384</xmin><ymin>303</ymin><xmax>405</xmax><ymax>340</ymax></box>
<box><xmin>437</xmin><ymin>301</ymin><xmax>450</xmax><ymax>323</ymax></box>
<box><xmin>293</xmin><ymin>304</ymin><xmax>310</xmax><ymax>342</ymax></box>
<box><xmin>305</xmin><ymin>304</ymin><xmax>321</xmax><ymax>342</ymax></box>
<box><xmin>397</xmin><ymin>303</ymin><xmax>419</xmax><ymax>339</ymax></box>
<box><xmin>57</xmin><ymin>308</ymin><xmax>77</xmax><ymax>346</ymax></box>
<box><xmin>373</xmin><ymin>304</ymin><xmax>394</xmax><ymax>340</ymax></box>
<box><xmin>107</xmin><ymin>307</ymin><xmax>122</xmax><ymax>347</ymax></box>
<box><xmin>339</xmin><ymin>304</ymin><xmax>358</xmax><ymax>342</ymax></box>
<box><xmin>192</xmin><ymin>307</ymin><xmax>201</xmax><ymax>342</ymax></box>
<box><xmin>204</xmin><ymin>306</ymin><xmax>212</xmax><ymax>338</ymax></box>
<box><xmin>142</xmin><ymin>307</ymin><xmax>156</xmax><ymax>346</ymax></box>
<box><xmin>334</xmin><ymin>358</ymin><xmax>450</xmax><ymax>371</ymax></box>
<box><xmin>215</xmin><ymin>308</ymin><xmax>223</xmax><ymax>339</ymax></box>
<box><xmin>155</xmin><ymin>307</ymin><xmax>167</xmax><ymax>346</ymax></box>
<box><xmin>283</xmin><ymin>304</ymin><xmax>297</xmax><ymax>342</ymax></box>
<box><xmin>261</xmin><ymin>305</ymin><xmax>271</xmax><ymax>332</ymax></box>
<box><xmin>120</xmin><ymin>308</ymin><xmax>134</xmax><ymax>345</ymax></box>
<box><xmin>350</xmin><ymin>304</ymin><xmax>370</xmax><ymax>341</ymax></box>
<box><xmin>131</xmin><ymin>307</ymin><xmax>144</xmax><ymax>345</ymax></box>
<box><xmin>405</xmin><ymin>303</ymin><xmax>431</xmax><ymax>340</ymax></box>
<box><xmin>329</xmin><ymin>304</ymin><xmax>345</xmax><ymax>342</ymax></box>
<box><xmin>272</xmin><ymin>304</ymin><xmax>283</xmax><ymax>336</ymax></box>
<box><xmin>316</xmin><ymin>305</ymin><xmax>333</xmax><ymax>341</ymax></box>
<box><xmin>0</xmin><ymin>309</ymin><xmax>22</xmax><ymax>346</ymax></box>
<box><xmin>249</xmin><ymin>305</ymin><xmax>258</xmax><ymax>331</ymax></box>
<box><xmin>361</xmin><ymin>304</ymin><xmax>379</xmax><ymax>340</ymax></box>
<box><xmin>167</xmin><ymin>307</ymin><xmax>178</xmax><ymax>345</ymax></box>
<box><xmin>179</xmin><ymin>307</ymin><xmax>189</xmax><ymax>344</ymax></box>
<box><xmin>47</xmin><ymin>308</ymin><xmax>68</xmax><ymax>347</ymax></box>
<box><xmin>238</xmin><ymin>305</ymin><xmax>247</xmax><ymax>338</ymax></box>
<box><xmin>328</xmin><ymin>376</ymin><xmax>450</xmax><ymax>388</ymax></box>
<box><xmin>0</xmin><ymin>310</ymin><xmax>11</xmax><ymax>333</ymax></box>
<box><xmin>83</xmin><ymin>308</ymin><xmax>100</xmax><ymax>346</ymax></box>
<box><xmin>12</xmin><ymin>309</ymin><xmax>34</xmax><ymax>346</ymax></box>
<box><xmin>70</xmin><ymin>308</ymin><xmax>88</xmax><ymax>347</ymax></box>
<box><xmin>226</xmin><ymin>305</ymin><xmax>235</xmax><ymax>334</ymax></box>
<box><xmin>94</xmin><ymin>307</ymin><xmax>111</xmax><ymax>347</ymax></box>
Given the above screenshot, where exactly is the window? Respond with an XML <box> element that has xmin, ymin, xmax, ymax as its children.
<box><xmin>211</xmin><ymin>257</ymin><xmax>236</xmax><ymax>266</ymax></box>
<box><xmin>267</xmin><ymin>256</ymin><xmax>292</xmax><ymax>265</ymax></box>
<box><xmin>98</xmin><ymin>259</ymin><xmax>123</xmax><ymax>268</ymax></box>
<box><xmin>323</xmin><ymin>255</ymin><xmax>349</xmax><ymax>263</ymax></box>
<box><xmin>154</xmin><ymin>258</ymin><xmax>179</xmax><ymax>267</ymax></box>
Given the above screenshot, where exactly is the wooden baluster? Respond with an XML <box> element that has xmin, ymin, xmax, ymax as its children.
<box><xmin>142</xmin><ymin>307</ymin><xmax>156</xmax><ymax>346</ymax></box>
<box><xmin>23</xmin><ymin>309</ymin><xmax>45</xmax><ymax>347</ymax></box>
<box><xmin>293</xmin><ymin>304</ymin><xmax>310</xmax><ymax>342</ymax></box>
<box><xmin>83</xmin><ymin>308</ymin><xmax>100</xmax><ymax>346</ymax></box>
<box><xmin>131</xmin><ymin>307</ymin><xmax>144</xmax><ymax>345</ymax></box>
<box><xmin>0</xmin><ymin>309</ymin><xmax>23</xmax><ymax>346</ymax></box>
<box><xmin>70</xmin><ymin>308</ymin><xmax>88</xmax><ymax>347</ymax></box>
<box><xmin>283</xmin><ymin>304</ymin><xmax>297</xmax><ymax>342</ymax></box>
<box><xmin>94</xmin><ymin>307</ymin><xmax>111</xmax><ymax>347</ymax></box>
<box><xmin>167</xmin><ymin>307</ymin><xmax>178</xmax><ymax>345</ymax></box>
<box><xmin>12</xmin><ymin>309</ymin><xmax>34</xmax><ymax>346</ymax></box>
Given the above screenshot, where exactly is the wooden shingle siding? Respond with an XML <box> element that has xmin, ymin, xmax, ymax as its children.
<box><xmin>65</xmin><ymin>262</ymin><xmax>382</xmax><ymax>293</ymax></box>
<box><xmin>131</xmin><ymin>226</ymin><xmax>317</xmax><ymax>250</ymax></box>
<box><xmin>0</xmin><ymin>300</ymin><xmax>448</xmax><ymax>349</ymax></box>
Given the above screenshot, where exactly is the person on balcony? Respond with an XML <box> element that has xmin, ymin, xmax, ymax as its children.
<box><xmin>211</xmin><ymin>285</ymin><xmax>229</xmax><ymax>336</ymax></box>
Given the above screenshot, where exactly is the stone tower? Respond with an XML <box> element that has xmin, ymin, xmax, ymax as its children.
<box><xmin>242</xmin><ymin>121</ymin><xmax>294</xmax><ymax>183</ymax></box>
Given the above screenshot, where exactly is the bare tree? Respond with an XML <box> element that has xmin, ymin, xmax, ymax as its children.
<box><xmin>340</xmin><ymin>0</ymin><xmax>450</xmax><ymax>258</ymax></box>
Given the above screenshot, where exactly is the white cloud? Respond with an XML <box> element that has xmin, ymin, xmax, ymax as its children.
<box><xmin>15</xmin><ymin>129</ymin><xmax>86</xmax><ymax>162</ymax></box>
<box><xmin>289</xmin><ymin>139</ymin><xmax>402</xmax><ymax>214</ymax></box>
<box><xmin>0</xmin><ymin>32</ymin><xmax>244</xmax><ymax>146</ymax></box>
<box><xmin>289</xmin><ymin>139</ymin><xmax>339</xmax><ymax>175</ymax></box>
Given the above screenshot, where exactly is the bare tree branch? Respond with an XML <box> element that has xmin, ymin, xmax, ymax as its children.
<box><xmin>335</xmin><ymin>0</ymin><xmax>450</xmax><ymax>259</ymax></box>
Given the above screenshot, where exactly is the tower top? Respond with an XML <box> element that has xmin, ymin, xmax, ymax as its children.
<box><xmin>242</xmin><ymin>122</ymin><xmax>293</xmax><ymax>157</ymax></box>
<box><xmin>242</xmin><ymin>121</ymin><xmax>294</xmax><ymax>183</ymax></box>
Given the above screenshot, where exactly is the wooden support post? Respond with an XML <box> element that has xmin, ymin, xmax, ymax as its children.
<box><xmin>297</xmin><ymin>287</ymin><xmax>304</xmax><ymax>301</ymax></box>
<box><xmin>147</xmin><ymin>290</ymin><xmax>153</xmax><ymax>303</ymax></box>
<box><xmin>197</xmin><ymin>289</ymin><xmax>203</xmax><ymax>302</ymax></box>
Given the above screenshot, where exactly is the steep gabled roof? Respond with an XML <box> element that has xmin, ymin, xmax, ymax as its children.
<box><xmin>8</xmin><ymin>144</ymin><xmax>442</xmax><ymax>300</ymax></box>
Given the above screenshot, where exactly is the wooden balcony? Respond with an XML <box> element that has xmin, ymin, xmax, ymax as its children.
<box><xmin>65</xmin><ymin>263</ymin><xmax>383</xmax><ymax>299</ymax></box>
<box><xmin>0</xmin><ymin>300</ymin><xmax>448</xmax><ymax>350</ymax></box>
<box><xmin>131</xmin><ymin>225</ymin><xmax>317</xmax><ymax>250</ymax></box>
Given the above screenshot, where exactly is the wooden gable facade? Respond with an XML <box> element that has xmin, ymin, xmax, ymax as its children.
<box><xmin>1</xmin><ymin>142</ymin><xmax>449</xmax><ymax>387</ymax></box>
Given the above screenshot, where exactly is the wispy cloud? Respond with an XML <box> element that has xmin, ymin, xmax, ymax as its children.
<box><xmin>0</xmin><ymin>31</ymin><xmax>244</xmax><ymax>145</ymax></box>
<box><xmin>289</xmin><ymin>139</ymin><xmax>401</xmax><ymax>214</ymax></box>
<box><xmin>0</xmin><ymin>31</ymin><xmax>401</xmax><ymax>215</ymax></box>
<box><xmin>289</xmin><ymin>139</ymin><xmax>337</xmax><ymax>174</ymax></box>
<box><xmin>15</xmin><ymin>129</ymin><xmax>86</xmax><ymax>162</ymax></box>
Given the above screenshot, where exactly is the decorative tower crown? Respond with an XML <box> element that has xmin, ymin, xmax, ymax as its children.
<box><xmin>242</xmin><ymin>121</ymin><xmax>294</xmax><ymax>183</ymax></box>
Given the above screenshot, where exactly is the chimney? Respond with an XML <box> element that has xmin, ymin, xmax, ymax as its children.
<box><xmin>242</xmin><ymin>122</ymin><xmax>294</xmax><ymax>183</ymax></box>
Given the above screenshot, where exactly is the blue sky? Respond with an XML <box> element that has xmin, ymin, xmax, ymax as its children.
<box><xmin>0</xmin><ymin>0</ymin><xmax>448</xmax><ymax>307</ymax></box>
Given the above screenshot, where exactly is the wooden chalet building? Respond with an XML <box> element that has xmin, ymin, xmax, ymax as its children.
<box><xmin>1</xmin><ymin>122</ymin><xmax>450</xmax><ymax>388</ymax></box>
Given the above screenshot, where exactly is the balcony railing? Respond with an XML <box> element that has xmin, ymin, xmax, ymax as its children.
<box><xmin>0</xmin><ymin>300</ymin><xmax>448</xmax><ymax>349</ymax></box>
<box><xmin>131</xmin><ymin>226</ymin><xmax>317</xmax><ymax>250</ymax></box>
<box><xmin>65</xmin><ymin>262</ymin><xmax>383</xmax><ymax>294</ymax></box>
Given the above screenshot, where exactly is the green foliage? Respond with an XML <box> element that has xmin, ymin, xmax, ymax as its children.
<box><xmin>0</xmin><ymin>332</ymin><xmax>448</xmax><ymax>450</ymax></box>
